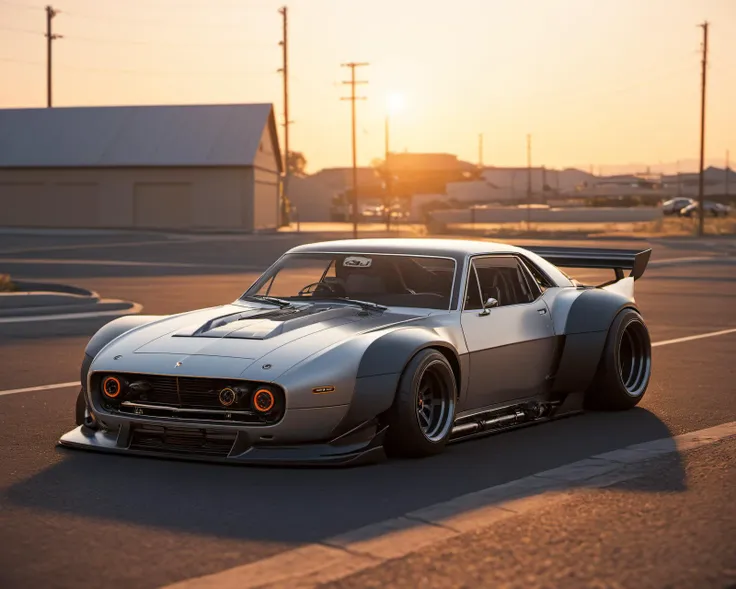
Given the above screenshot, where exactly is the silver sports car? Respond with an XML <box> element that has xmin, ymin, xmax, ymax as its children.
<box><xmin>60</xmin><ymin>238</ymin><xmax>653</xmax><ymax>466</ymax></box>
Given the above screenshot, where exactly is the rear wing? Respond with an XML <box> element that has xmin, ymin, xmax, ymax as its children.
<box><xmin>523</xmin><ymin>246</ymin><xmax>652</xmax><ymax>283</ymax></box>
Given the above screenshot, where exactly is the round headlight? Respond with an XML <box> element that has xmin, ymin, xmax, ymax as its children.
<box><xmin>252</xmin><ymin>388</ymin><xmax>275</xmax><ymax>413</ymax></box>
<box><xmin>101</xmin><ymin>376</ymin><xmax>123</xmax><ymax>399</ymax></box>
<box><xmin>218</xmin><ymin>387</ymin><xmax>237</xmax><ymax>407</ymax></box>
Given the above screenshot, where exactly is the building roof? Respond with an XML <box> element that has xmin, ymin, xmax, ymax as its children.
<box><xmin>308</xmin><ymin>167</ymin><xmax>382</xmax><ymax>187</ymax></box>
<box><xmin>0</xmin><ymin>103</ymin><xmax>281</xmax><ymax>170</ymax></box>
<box><xmin>387</xmin><ymin>153</ymin><xmax>465</xmax><ymax>171</ymax></box>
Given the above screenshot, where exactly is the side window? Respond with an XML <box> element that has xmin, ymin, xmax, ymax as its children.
<box><xmin>519</xmin><ymin>258</ymin><xmax>551</xmax><ymax>293</ymax></box>
<box><xmin>472</xmin><ymin>256</ymin><xmax>536</xmax><ymax>307</ymax></box>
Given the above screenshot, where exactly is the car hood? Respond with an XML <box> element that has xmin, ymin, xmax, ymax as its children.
<box><xmin>92</xmin><ymin>302</ymin><xmax>425</xmax><ymax>378</ymax></box>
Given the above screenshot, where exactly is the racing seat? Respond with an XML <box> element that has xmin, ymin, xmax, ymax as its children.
<box><xmin>344</xmin><ymin>273</ymin><xmax>387</xmax><ymax>295</ymax></box>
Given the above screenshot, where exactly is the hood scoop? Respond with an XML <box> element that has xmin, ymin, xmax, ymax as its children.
<box><xmin>174</xmin><ymin>305</ymin><xmax>361</xmax><ymax>340</ymax></box>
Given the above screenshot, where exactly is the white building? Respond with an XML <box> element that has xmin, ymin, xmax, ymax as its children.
<box><xmin>0</xmin><ymin>103</ymin><xmax>282</xmax><ymax>231</ymax></box>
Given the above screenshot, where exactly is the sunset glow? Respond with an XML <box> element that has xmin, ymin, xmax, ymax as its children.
<box><xmin>1</xmin><ymin>0</ymin><xmax>735</xmax><ymax>172</ymax></box>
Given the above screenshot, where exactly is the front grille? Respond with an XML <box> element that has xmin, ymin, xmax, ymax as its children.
<box><xmin>129</xmin><ymin>425</ymin><xmax>236</xmax><ymax>457</ymax></box>
<box><xmin>91</xmin><ymin>373</ymin><xmax>285</xmax><ymax>425</ymax></box>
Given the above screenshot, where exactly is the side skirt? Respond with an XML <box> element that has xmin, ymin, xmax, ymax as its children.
<box><xmin>449</xmin><ymin>392</ymin><xmax>584</xmax><ymax>444</ymax></box>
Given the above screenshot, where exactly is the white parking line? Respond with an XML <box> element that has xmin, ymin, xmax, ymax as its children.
<box><xmin>652</xmin><ymin>327</ymin><xmax>736</xmax><ymax>347</ymax></box>
<box><xmin>1</xmin><ymin>326</ymin><xmax>735</xmax><ymax>398</ymax></box>
<box><xmin>650</xmin><ymin>255</ymin><xmax>735</xmax><ymax>266</ymax></box>
<box><xmin>0</xmin><ymin>257</ymin><xmax>253</xmax><ymax>270</ymax></box>
<box><xmin>163</xmin><ymin>421</ymin><xmax>736</xmax><ymax>589</ymax></box>
<box><xmin>0</xmin><ymin>238</ymin><xmax>198</xmax><ymax>256</ymax></box>
<box><xmin>0</xmin><ymin>381</ymin><xmax>78</xmax><ymax>397</ymax></box>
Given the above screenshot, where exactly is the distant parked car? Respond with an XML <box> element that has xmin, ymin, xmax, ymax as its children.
<box><xmin>661</xmin><ymin>197</ymin><xmax>695</xmax><ymax>215</ymax></box>
<box><xmin>679</xmin><ymin>201</ymin><xmax>730</xmax><ymax>218</ymax></box>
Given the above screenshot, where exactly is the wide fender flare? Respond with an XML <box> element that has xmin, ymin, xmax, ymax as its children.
<box><xmin>81</xmin><ymin>315</ymin><xmax>160</xmax><ymax>389</ymax></box>
<box><xmin>552</xmin><ymin>289</ymin><xmax>638</xmax><ymax>394</ymax></box>
<box><xmin>331</xmin><ymin>327</ymin><xmax>461</xmax><ymax>437</ymax></box>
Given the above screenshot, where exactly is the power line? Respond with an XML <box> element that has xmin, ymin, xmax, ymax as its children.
<box><xmin>0</xmin><ymin>0</ymin><xmax>41</xmax><ymax>10</ymax></box>
<box><xmin>60</xmin><ymin>5</ymin><xmax>274</xmax><ymax>29</ymax></box>
<box><xmin>340</xmin><ymin>61</ymin><xmax>368</xmax><ymax>239</ymax></box>
<box><xmin>54</xmin><ymin>63</ymin><xmax>276</xmax><ymax>76</ymax></box>
<box><xmin>61</xmin><ymin>31</ymin><xmax>269</xmax><ymax>49</ymax></box>
<box><xmin>0</xmin><ymin>25</ymin><xmax>42</xmax><ymax>35</ymax></box>
<box><xmin>0</xmin><ymin>56</ymin><xmax>44</xmax><ymax>65</ymax></box>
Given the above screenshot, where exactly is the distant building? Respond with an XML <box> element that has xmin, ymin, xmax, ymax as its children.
<box><xmin>288</xmin><ymin>167</ymin><xmax>383</xmax><ymax>222</ymax></box>
<box><xmin>0</xmin><ymin>103</ymin><xmax>282</xmax><ymax>231</ymax></box>
<box><xmin>384</xmin><ymin>153</ymin><xmax>481</xmax><ymax>196</ymax></box>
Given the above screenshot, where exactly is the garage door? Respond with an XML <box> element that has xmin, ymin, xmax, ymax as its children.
<box><xmin>133</xmin><ymin>183</ymin><xmax>192</xmax><ymax>229</ymax></box>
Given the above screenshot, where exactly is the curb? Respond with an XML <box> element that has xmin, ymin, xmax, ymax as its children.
<box><xmin>0</xmin><ymin>291</ymin><xmax>101</xmax><ymax>312</ymax></box>
<box><xmin>0</xmin><ymin>299</ymin><xmax>137</xmax><ymax>318</ymax></box>
<box><xmin>0</xmin><ymin>279</ymin><xmax>141</xmax><ymax>323</ymax></box>
<box><xmin>0</xmin><ymin>301</ymin><xmax>143</xmax><ymax>324</ymax></box>
<box><xmin>163</xmin><ymin>421</ymin><xmax>736</xmax><ymax>589</ymax></box>
<box><xmin>12</xmin><ymin>280</ymin><xmax>98</xmax><ymax>297</ymax></box>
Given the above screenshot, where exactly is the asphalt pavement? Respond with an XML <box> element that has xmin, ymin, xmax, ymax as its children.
<box><xmin>0</xmin><ymin>230</ymin><xmax>734</xmax><ymax>589</ymax></box>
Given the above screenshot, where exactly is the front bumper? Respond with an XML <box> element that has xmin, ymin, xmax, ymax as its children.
<box><xmin>58</xmin><ymin>419</ymin><xmax>387</xmax><ymax>467</ymax></box>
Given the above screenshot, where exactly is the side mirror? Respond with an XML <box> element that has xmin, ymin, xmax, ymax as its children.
<box><xmin>479</xmin><ymin>297</ymin><xmax>499</xmax><ymax>316</ymax></box>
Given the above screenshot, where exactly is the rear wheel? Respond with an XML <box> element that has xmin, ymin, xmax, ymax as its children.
<box><xmin>384</xmin><ymin>349</ymin><xmax>457</xmax><ymax>458</ymax></box>
<box><xmin>585</xmin><ymin>309</ymin><xmax>651</xmax><ymax>410</ymax></box>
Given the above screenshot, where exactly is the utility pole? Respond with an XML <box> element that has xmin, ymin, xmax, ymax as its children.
<box><xmin>478</xmin><ymin>133</ymin><xmax>484</xmax><ymax>167</ymax></box>
<box><xmin>697</xmin><ymin>21</ymin><xmax>708</xmax><ymax>237</ymax></box>
<box><xmin>726</xmin><ymin>149</ymin><xmax>730</xmax><ymax>197</ymax></box>
<box><xmin>526</xmin><ymin>134</ymin><xmax>532</xmax><ymax>231</ymax></box>
<box><xmin>45</xmin><ymin>5</ymin><xmax>62</xmax><ymax>107</ymax></box>
<box><xmin>541</xmin><ymin>165</ymin><xmax>547</xmax><ymax>201</ymax></box>
<box><xmin>676</xmin><ymin>160</ymin><xmax>682</xmax><ymax>197</ymax></box>
<box><xmin>278</xmin><ymin>7</ymin><xmax>295</xmax><ymax>229</ymax></box>
<box><xmin>384</xmin><ymin>112</ymin><xmax>391</xmax><ymax>231</ymax></box>
<box><xmin>341</xmin><ymin>62</ymin><xmax>368</xmax><ymax>239</ymax></box>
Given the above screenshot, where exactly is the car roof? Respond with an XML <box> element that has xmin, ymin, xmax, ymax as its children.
<box><xmin>289</xmin><ymin>238</ymin><xmax>524</xmax><ymax>258</ymax></box>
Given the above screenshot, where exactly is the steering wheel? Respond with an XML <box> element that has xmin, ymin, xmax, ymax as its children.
<box><xmin>298</xmin><ymin>281</ymin><xmax>338</xmax><ymax>296</ymax></box>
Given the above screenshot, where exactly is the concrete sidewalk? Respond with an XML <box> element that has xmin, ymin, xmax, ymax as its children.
<box><xmin>322</xmin><ymin>438</ymin><xmax>736</xmax><ymax>589</ymax></box>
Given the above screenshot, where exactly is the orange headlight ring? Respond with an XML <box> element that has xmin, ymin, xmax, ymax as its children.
<box><xmin>101</xmin><ymin>376</ymin><xmax>123</xmax><ymax>399</ymax></box>
<box><xmin>253</xmin><ymin>388</ymin><xmax>275</xmax><ymax>413</ymax></box>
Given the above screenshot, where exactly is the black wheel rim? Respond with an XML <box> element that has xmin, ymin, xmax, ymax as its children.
<box><xmin>415</xmin><ymin>360</ymin><xmax>455</xmax><ymax>442</ymax></box>
<box><xmin>618</xmin><ymin>320</ymin><xmax>651</xmax><ymax>397</ymax></box>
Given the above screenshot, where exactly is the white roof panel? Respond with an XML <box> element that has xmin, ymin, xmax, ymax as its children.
<box><xmin>0</xmin><ymin>103</ymin><xmax>279</xmax><ymax>169</ymax></box>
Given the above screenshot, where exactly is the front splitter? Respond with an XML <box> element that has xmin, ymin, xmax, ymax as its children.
<box><xmin>58</xmin><ymin>423</ymin><xmax>387</xmax><ymax>468</ymax></box>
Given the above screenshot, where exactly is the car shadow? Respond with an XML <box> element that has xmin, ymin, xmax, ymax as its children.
<box><xmin>4</xmin><ymin>408</ymin><xmax>684</xmax><ymax>546</ymax></box>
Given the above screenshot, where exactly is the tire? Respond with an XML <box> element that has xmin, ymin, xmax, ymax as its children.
<box><xmin>384</xmin><ymin>349</ymin><xmax>457</xmax><ymax>458</ymax></box>
<box><xmin>585</xmin><ymin>308</ymin><xmax>652</xmax><ymax>411</ymax></box>
<box><xmin>75</xmin><ymin>387</ymin><xmax>86</xmax><ymax>426</ymax></box>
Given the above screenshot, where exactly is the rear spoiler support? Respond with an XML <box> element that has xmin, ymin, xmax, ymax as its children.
<box><xmin>523</xmin><ymin>246</ymin><xmax>652</xmax><ymax>283</ymax></box>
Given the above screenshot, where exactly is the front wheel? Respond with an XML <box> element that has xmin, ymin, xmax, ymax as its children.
<box><xmin>585</xmin><ymin>308</ymin><xmax>652</xmax><ymax>410</ymax></box>
<box><xmin>75</xmin><ymin>388</ymin><xmax>86</xmax><ymax>425</ymax></box>
<box><xmin>384</xmin><ymin>349</ymin><xmax>457</xmax><ymax>458</ymax></box>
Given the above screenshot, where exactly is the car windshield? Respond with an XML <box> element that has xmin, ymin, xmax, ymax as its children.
<box><xmin>243</xmin><ymin>253</ymin><xmax>456</xmax><ymax>310</ymax></box>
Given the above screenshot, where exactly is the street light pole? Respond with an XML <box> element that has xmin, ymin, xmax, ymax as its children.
<box><xmin>384</xmin><ymin>113</ymin><xmax>391</xmax><ymax>231</ymax></box>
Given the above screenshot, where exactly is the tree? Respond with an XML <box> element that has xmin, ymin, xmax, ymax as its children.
<box><xmin>287</xmin><ymin>151</ymin><xmax>308</xmax><ymax>177</ymax></box>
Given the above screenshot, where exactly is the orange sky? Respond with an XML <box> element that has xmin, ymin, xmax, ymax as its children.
<box><xmin>1</xmin><ymin>0</ymin><xmax>735</xmax><ymax>173</ymax></box>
